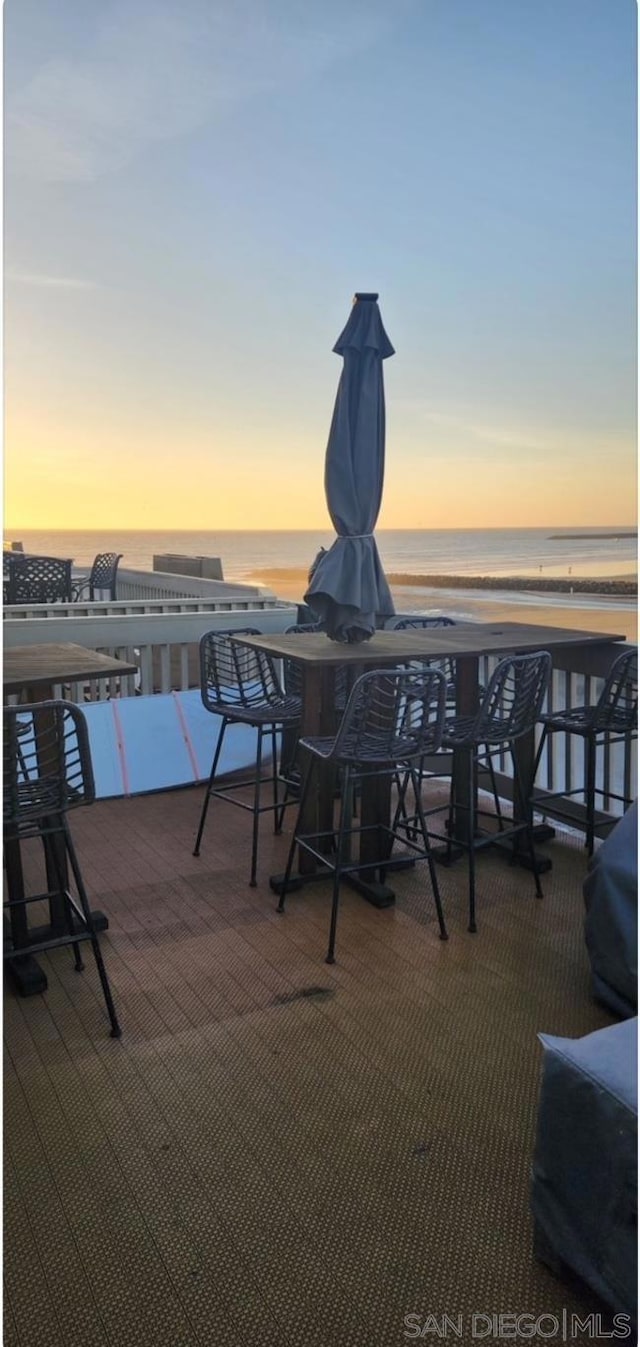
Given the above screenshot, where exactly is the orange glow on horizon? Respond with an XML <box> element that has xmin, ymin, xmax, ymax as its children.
<box><xmin>4</xmin><ymin>410</ymin><xmax>637</xmax><ymax>533</ymax></box>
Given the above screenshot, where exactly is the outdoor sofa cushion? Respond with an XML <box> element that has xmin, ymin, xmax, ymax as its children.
<box><xmin>531</xmin><ymin>1017</ymin><xmax>637</xmax><ymax>1319</ymax></box>
<box><xmin>583</xmin><ymin>802</ymin><xmax>638</xmax><ymax>1018</ymax></box>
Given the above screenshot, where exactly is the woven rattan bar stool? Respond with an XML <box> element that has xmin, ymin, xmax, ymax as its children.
<box><xmin>3</xmin><ymin>701</ymin><xmax>121</xmax><ymax>1037</ymax></box>
<box><xmin>404</xmin><ymin>650</ymin><xmax>552</xmax><ymax>934</ymax></box>
<box><xmin>532</xmin><ymin>647</ymin><xmax>637</xmax><ymax>855</ymax></box>
<box><xmin>390</xmin><ymin>614</ymin><xmax>504</xmax><ymax>823</ymax></box>
<box><xmin>277</xmin><ymin>665</ymin><xmax>448</xmax><ymax>964</ymax></box>
<box><xmin>282</xmin><ymin>622</ymin><xmax>349</xmax><ymax>711</ymax></box>
<box><xmin>389</xmin><ymin>614</ymin><xmax>458</xmax><ymax>702</ymax></box>
<box><xmin>193</xmin><ymin>630</ymin><xmax>302</xmax><ymax>886</ymax></box>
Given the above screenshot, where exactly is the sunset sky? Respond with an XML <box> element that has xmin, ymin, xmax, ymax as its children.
<box><xmin>4</xmin><ymin>0</ymin><xmax>637</xmax><ymax>531</ymax></box>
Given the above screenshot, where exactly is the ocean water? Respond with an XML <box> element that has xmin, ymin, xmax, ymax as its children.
<box><xmin>6</xmin><ymin>526</ymin><xmax>637</xmax><ymax>583</ymax></box>
<box><xmin>5</xmin><ymin>526</ymin><xmax>637</xmax><ymax>636</ymax></box>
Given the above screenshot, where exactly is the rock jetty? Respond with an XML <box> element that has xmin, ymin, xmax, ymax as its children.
<box><xmin>387</xmin><ymin>574</ymin><xmax>637</xmax><ymax>596</ymax></box>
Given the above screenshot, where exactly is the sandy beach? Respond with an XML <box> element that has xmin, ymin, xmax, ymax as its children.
<box><xmin>250</xmin><ymin>567</ymin><xmax>638</xmax><ymax>643</ymax></box>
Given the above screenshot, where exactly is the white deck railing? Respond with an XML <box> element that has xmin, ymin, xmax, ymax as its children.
<box><xmin>3</xmin><ymin>601</ymin><xmax>299</xmax><ymax>699</ymax></box>
<box><xmin>115</xmin><ymin>567</ymin><xmax>273</xmax><ymax>603</ymax></box>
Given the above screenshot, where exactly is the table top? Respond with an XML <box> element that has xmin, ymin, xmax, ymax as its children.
<box><xmin>3</xmin><ymin>642</ymin><xmax>139</xmax><ymax>693</ymax></box>
<box><xmin>234</xmin><ymin>621</ymin><xmax>628</xmax><ymax>666</ymax></box>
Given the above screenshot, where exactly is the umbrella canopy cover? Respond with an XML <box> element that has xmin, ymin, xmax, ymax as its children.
<box><xmin>305</xmin><ymin>293</ymin><xmax>396</xmax><ymax>643</ymax></box>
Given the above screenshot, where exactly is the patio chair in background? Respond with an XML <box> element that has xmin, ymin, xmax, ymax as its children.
<box><xmin>193</xmin><ymin>629</ymin><xmax>302</xmax><ymax>886</ymax></box>
<box><xmin>72</xmin><ymin>552</ymin><xmax>123</xmax><ymax>602</ymax></box>
<box><xmin>3</xmin><ymin>551</ymin><xmax>13</xmax><ymax>605</ymax></box>
<box><xmin>532</xmin><ymin>647</ymin><xmax>637</xmax><ymax>855</ymax></box>
<box><xmin>276</xmin><ymin>665</ymin><xmax>449</xmax><ymax>964</ymax></box>
<box><xmin>390</xmin><ymin>615</ymin><xmax>457</xmax><ymax>629</ymax></box>
<box><xmin>8</xmin><ymin>555</ymin><xmax>73</xmax><ymax>605</ymax></box>
<box><xmin>3</xmin><ymin>701</ymin><xmax>122</xmax><ymax>1037</ymax></box>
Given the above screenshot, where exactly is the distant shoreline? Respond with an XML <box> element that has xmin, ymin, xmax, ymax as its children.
<box><xmin>252</xmin><ymin>566</ymin><xmax>637</xmax><ymax>597</ymax></box>
<box><xmin>547</xmin><ymin>532</ymin><xmax>637</xmax><ymax>540</ymax></box>
<box><xmin>386</xmin><ymin>573</ymin><xmax>638</xmax><ymax>596</ymax></box>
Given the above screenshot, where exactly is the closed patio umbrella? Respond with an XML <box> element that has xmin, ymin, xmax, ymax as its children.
<box><xmin>304</xmin><ymin>292</ymin><xmax>396</xmax><ymax>643</ymax></box>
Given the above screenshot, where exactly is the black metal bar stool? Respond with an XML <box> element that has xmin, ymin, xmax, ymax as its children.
<box><xmin>400</xmin><ymin>650</ymin><xmax>552</xmax><ymax>934</ymax></box>
<box><xmin>532</xmin><ymin>647</ymin><xmax>637</xmax><ymax>855</ymax></box>
<box><xmin>277</xmin><ymin>665</ymin><xmax>448</xmax><ymax>964</ymax></box>
<box><xmin>193</xmin><ymin>630</ymin><xmax>302</xmax><ymax>886</ymax></box>
<box><xmin>3</xmin><ymin>701</ymin><xmax>122</xmax><ymax>1037</ymax></box>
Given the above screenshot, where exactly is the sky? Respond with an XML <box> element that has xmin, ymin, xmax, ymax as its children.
<box><xmin>4</xmin><ymin>0</ymin><xmax>637</xmax><ymax>531</ymax></box>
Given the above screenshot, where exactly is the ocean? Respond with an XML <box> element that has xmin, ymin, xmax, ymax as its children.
<box><xmin>6</xmin><ymin>526</ymin><xmax>637</xmax><ymax>582</ymax></box>
<box><xmin>5</xmin><ymin>526</ymin><xmax>637</xmax><ymax>636</ymax></box>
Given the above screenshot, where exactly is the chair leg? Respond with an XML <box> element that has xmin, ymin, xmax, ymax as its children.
<box><xmin>270</xmin><ymin>726</ymin><xmax>282</xmax><ymax>834</ymax></box>
<box><xmin>66</xmin><ymin>892</ymin><xmax>84</xmax><ymax>971</ymax></box>
<box><xmin>193</xmin><ymin>719</ymin><xmax>228</xmax><ymax>856</ymax></box>
<box><xmin>250</xmin><ymin>727</ymin><xmax>264</xmax><ymax>887</ymax></box>
<box><xmin>277</xmin><ymin>756</ymin><xmax>314</xmax><ymax>913</ymax></box>
<box><xmin>275</xmin><ymin>725</ymin><xmax>298</xmax><ymax>834</ymax></box>
<box><xmin>410</xmin><ymin>766</ymin><xmax>448</xmax><ymax>940</ymax></box>
<box><xmin>446</xmin><ymin>774</ymin><xmax>455</xmax><ymax>865</ymax></box>
<box><xmin>585</xmin><ymin>736</ymin><xmax>596</xmax><ymax>856</ymax></box>
<box><xmin>532</xmin><ymin>723</ymin><xmax>548</xmax><ymax>786</ymax></box>
<box><xmin>484</xmin><ymin>748</ymin><xmax>504</xmax><ymax>830</ymax></box>
<box><xmin>64</xmin><ymin>824</ymin><xmax>121</xmax><ymax>1038</ymax></box>
<box><xmin>467</xmin><ymin>751</ymin><xmax>477</xmax><ymax>934</ymax></box>
<box><xmin>46</xmin><ymin>819</ymin><xmax>84</xmax><ymax>971</ymax></box>
<box><xmin>326</xmin><ymin>765</ymin><xmax>351</xmax><ymax>965</ymax></box>
<box><xmin>391</xmin><ymin>768</ymin><xmax>411</xmax><ymax>837</ymax></box>
<box><xmin>512</xmin><ymin>748</ymin><xmax>544</xmax><ymax>899</ymax></box>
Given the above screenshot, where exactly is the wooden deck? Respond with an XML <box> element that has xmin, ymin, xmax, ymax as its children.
<box><xmin>4</xmin><ymin>782</ymin><xmax>616</xmax><ymax>1346</ymax></box>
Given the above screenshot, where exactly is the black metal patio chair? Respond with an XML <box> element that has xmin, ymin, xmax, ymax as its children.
<box><xmin>276</xmin><ymin>665</ymin><xmax>449</xmax><ymax>964</ymax></box>
<box><xmin>3</xmin><ymin>701</ymin><xmax>122</xmax><ymax>1037</ymax></box>
<box><xmin>3</xmin><ymin>551</ymin><xmax>14</xmax><ymax>605</ymax></box>
<box><xmin>532</xmin><ymin>647</ymin><xmax>637</xmax><ymax>855</ymax></box>
<box><xmin>72</xmin><ymin>552</ymin><xmax>123</xmax><ymax>602</ymax></box>
<box><xmin>8</xmin><ymin>555</ymin><xmax>73</xmax><ymax>605</ymax></box>
<box><xmin>192</xmin><ymin>629</ymin><xmax>302</xmax><ymax>886</ymax></box>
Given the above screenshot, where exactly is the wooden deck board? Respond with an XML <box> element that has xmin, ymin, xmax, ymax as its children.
<box><xmin>4</xmin><ymin>782</ymin><xmax>617</xmax><ymax>1345</ymax></box>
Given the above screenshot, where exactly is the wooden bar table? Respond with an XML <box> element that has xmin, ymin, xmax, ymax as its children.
<box><xmin>3</xmin><ymin>642</ymin><xmax>138</xmax><ymax>994</ymax></box>
<box><xmin>235</xmin><ymin>622</ymin><xmax>626</xmax><ymax>907</ymax></box>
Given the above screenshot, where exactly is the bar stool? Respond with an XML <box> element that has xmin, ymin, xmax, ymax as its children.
<box><xmin>283</xmin><ymin>622</ymin><xmax>349</xmax><ymax>710</ymax></box>
<box><xmin>277</xmin><ymin>665</ymin><xmax>448</xmax><ymax>964</ymax></box>
<box><xmin>3</xmin><ymin>701</ymin><xmax>122</xmax><ymax>1037</ymax></box>
<box><xmin>388</xmin><ymin>615</ymin><xmax>458</xmax><ymax>703</ymax></box>
<box><xmin>193</xmin><ymin>630</ymin><xmax>302</xmax><ymax>886</ymax></box>
<box><xmin>532</xmin><ymin>647</ymin><xmax>637</xmax><ymax>855</ymax></box>
<box><xmin>404</xmin><ymin>650</ymin><xmax>552</xmax><ymax>934</ymax></box>
<box><xmin>389</xmin><ymin>614</ymin><xmax>504</xmax><ymax>826</ymax></box>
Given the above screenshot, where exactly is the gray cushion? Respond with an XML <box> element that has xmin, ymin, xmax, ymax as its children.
<box><xmin>531</xmin><ymin>1018</ymin><xmax>637</xmax><ymax>1318</ymax></box>
<box><xmin>583</xmin><ymin>803</ymin><xmax>637</xmax><ymax>1018</ymax></box>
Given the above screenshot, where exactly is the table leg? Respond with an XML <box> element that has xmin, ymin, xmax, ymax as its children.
<box><xmin>450</xmin><ymin>655</ymin><xmax>479</xmax><ymax>846</ymax></box>
<box><xmin>270</xmin><ymin>666</ymin><xmax>336</xmax><ymax>894</ymax></box>
<box><xmin>348</xmin><ymin>670</ymin><xmax>397</xmax><ymax>908</ymax></box>
<box><xmin>3</xmin><ymin>835</ymin><xmax>48</xmax><ymax>996</ymax></box>
<box><xmin>349</xmin><ymin>770</ymin><xmax>397</xmax><ymax>908</ymax></box>
<box><xmin>502</xmin><ymin>727</ymin><xmax>553</xmax><ymax>873</ymax></box>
